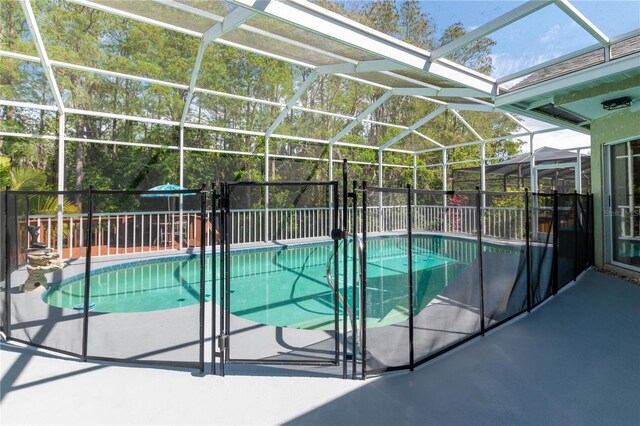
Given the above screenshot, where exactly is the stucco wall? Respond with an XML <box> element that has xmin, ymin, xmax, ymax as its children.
<box><xmin>590</xmin><ymin>108</ymin><xmax>640</xmax><ymax>269</ymax></box>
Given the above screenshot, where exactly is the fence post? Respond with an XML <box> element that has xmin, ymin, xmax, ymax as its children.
<box><xmin>199</xmin><ymin>184</ymin><xmax>206</xmax><ymax>373</ymax></box>
<box><xmin>351</xmin><ymin>179</ymin><xmax>358</xmax><ymax>380</ymax></box>
<box><xmin>406</xmin><ymin>184</ymin><xmax>414</xmax><ymax>371</ymax></box>
<box><xmin>342</xmin><ymin>160</ymin><xmax>348</xmax><ymax>379</ymax></box>
<box><xmin>224</xmin><ymin>184</ymin><xmax>232</xmax><ymax>370</ymax></box>
<box><xmin>525</xmin><ymin>189</ymin><xmax>531</xmax><ymax>312</ymax></box>
<box><xmin>552</xmin><ymin>190</ymin><xmax>559</xmax><ymax>295</ymax></box>
<box><xmin>574</xmin><ymin>190</ymin><xmax>579</xmax><ymax>281</ymax></box>
<box><xmin>219</xmin><ymin>183</ymin><xmax>227</xmax><ymax>377</ymax></box>
<box><xmin>4</xmin><ymin>187</ymin><xmax>10</xmax><ymax>339</ymax></box>
<box><xmin>476</xmin><ymin>187</ymin><xmax>485</xmax><ymax>335</ymax></box>
<box><xmin>331</xmin><ymin>181</ymin><xmax>340</xmax><ymax>368</ymax></box>
<box><xmin>82</xmin><ymin>186</ymin><xmax>94</xmax><ymax>361</ymax></box>
<box><xmin>361</xmin><ymin>181</ymin><xmax>367</xmax><ymax>380</ymax></box>
<box><xmin>590</xmin><ymin>194</ymin><xmax>595</xmax><ymax>265</ymax></box>
<box><xmin>587</xmin><ymin>194</ymin><xmax>593</xmax><ymax>265</ymax></box>
<box><xmin>211</xmin><ymin>182</ymin><xmax>217</xmax><ymax>375</ymax></box>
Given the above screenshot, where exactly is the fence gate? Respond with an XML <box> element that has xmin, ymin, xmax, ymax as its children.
<box><xmin>218</xmin><ymin>181</ymin><xmax>342</xmax><ymax>372</ymax></box>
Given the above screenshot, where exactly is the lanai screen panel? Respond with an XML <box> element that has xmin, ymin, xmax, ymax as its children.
<box><xmin>63</xmin><ymin>141</ymin><xmax>181</xmax><ymax>191</ymax></box>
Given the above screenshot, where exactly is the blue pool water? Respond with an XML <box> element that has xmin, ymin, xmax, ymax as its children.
<box><xmin>43</xmin><ymin>235</ymin><xmax>492</xmax><ymax>329</ymax></box>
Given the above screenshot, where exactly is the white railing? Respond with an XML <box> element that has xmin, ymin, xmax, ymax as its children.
<box><xmin>618</xmin><ymin>206</ymin><xmax>640</xmax><ymax>238</ymax></box>
<box><xmin>23</xmin><ymin>205</ymin><xmax>528</xmax><ymax>260</ymax></box>
<box><xmin>24</xmin><ymin>210</ymin><xmax>216</xmax><ymax>260</ymax></box>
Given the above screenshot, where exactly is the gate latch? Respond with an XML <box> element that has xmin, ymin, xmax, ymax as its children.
<box><xmin>218</xmin><ymin>334</ymin><xmax>229</xmax><ymax>350</ymax></box>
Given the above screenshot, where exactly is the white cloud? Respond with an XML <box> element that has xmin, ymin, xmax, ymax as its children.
<box><xmin>540</xmin><ymin>24</ymin><xmax>562</xmax><ymax>44</ymax></box>
<box><xmin>491</xmin><ymin>52</ymin><xmax>555</xmax><ymax>78</ymax></box>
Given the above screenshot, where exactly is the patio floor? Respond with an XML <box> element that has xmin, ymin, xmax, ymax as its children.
<box><xmin>1</xmin><ymin>269</ymin><xmax>639</xmax><ymax>425</ymax></box>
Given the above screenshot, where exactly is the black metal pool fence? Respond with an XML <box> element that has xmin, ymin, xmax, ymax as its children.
<box><xmin>0</xmin><ymin>178</ymin><xmax>593</xmax><ymax>379</ymax></box>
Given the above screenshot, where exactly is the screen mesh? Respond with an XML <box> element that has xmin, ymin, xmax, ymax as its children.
<box><xmin>481</xmin><ymin>192</ymin><xmax>527</xmax><ymax>327</ymax></box>
<box><xmin>363</xmin><ymin>187</ymin><xmax>411</xmax><ymax>373</ymax></box>
<box><xmin>530</xmin><ymin>194</ymin><xmax>555</xmax><ymax>305</ymax></box>
<box><xmin>557</xmin><ymin>194</ymin><xmax>577</xmax><ymax>290</ymax></box>
<box><xmin>1</xmin><ymin>181</ymin><xmax>595</xmax><ymax>378</ymax></box>
<box><xmin>7</xmin><ymin>191</ymin><xmax>87</xmax><ymax>356</ymax></box>
<box><xmin>411</xmin><ymin>190</ymin><xmax>481</xmax><ymax>365</ymax></box>
<box><xmin>224</xmin><ymin>183</ymin><xmax>338</xmax><ymax>365</ymax></box>
<box><xmin>85</xmin><ymin>189</ymin><xmax>205</xmax><ymax>368</ymax></box>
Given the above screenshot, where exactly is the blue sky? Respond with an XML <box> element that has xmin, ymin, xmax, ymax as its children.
<box><xmin>423</xmin><ymin>1</ymin><xmax>640</xmax><ymax>78</ymax></box>
<box><xmin>421</xmin><ymin>0</ymin><xmax>639</xmax><ymax>150</ymax></box>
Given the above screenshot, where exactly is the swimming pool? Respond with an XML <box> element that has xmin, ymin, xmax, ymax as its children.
<box><xmin>43</xmin><ymin>235</ymin><xmax>497</xmax><ymax>329</ymax></box>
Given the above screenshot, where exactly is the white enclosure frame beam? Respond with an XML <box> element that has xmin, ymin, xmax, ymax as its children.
<box><xmin>392</xmin><ymin>87</ymin><xmax>489</xmax><ymax>98</ymax></box>
<box><xmin>430</xmin><ymin>0</ymin><xmax>553</xmax><ymax>60</ymax></box>
<box><xmin>450</xmin><ymin>110</ymin><xmax>484</xmax><ymax>141</ymax></box>
<box><xmin>228</xmin><ymin>0</ymin><xmax>496</xmax><ymax>94</ymax></box>
<box><xmin>378</xmin><ymin>150</ymin><xmax>383</xmax><ymax>231</ymax></box>
<box><xmin>329</xmin><ymin>91</ymin><xmax>392</xmax><ymax>145</ymax></box>
<box><xmin>20</xmin><ymin>0</ymin><xmax>68</xmax><ymax>254</ymax></box>
<box><xmin>413</xmin><ymin>154</ymin><xmax>418</xmax><ymax>190</ymax></box>
<box><xmin>415</xmin><ymin>128</ymin><xmax>560</xmax><ymax>154</ymax></box>
<box><xmin>22</xmin><ymin>53</ymin><xmax>390</xmax><ymax>123</ymax></box>
<box><xmin>316</xmin><ymin>60</ymin><xmax>408</xmax><ymax>75</ymax></box>
<box><xmin>0</xmin><ymin>49</ymin><xmax>40</xmax><ymax>62</ymax></box>
<box><xmin>67</xmin><ymin>0</ymin><xmax>202</xmax><ymax>36</ymax></box>
<box><xmin>555</xmin><ymin>0</ymin><xmax>609</xmax><ymax>45</ymax></box>
<box><xmin>480</xmin><ymin>141</ymin><xmax>489</xmax><ymax>185</ymax></box>
<box><xmin>445</xmin><ymin>103</ymin><xmax>497</xmax><ymax>112</ymax></box>
<box><xmin>413</xmin><ymin>131</ymin><xmax>445</xmax><ymax>149</ymax></box>
<box><xmin>504</xmin><ymin>112</ymin><xmax>532</xmax><ymax>133</ymax></box>
<box><xmin>0</xmin><ymin>99</ymin><xmax>58</xmax><ymax>111</ymax></box>
<box><xmin>32</xmin><ymin>1</ymin><xmax>498</xmax><ymax>129</ymax></box>
<box><xmin>176</xmin><ymin>7</ymin><xmax>257</xmax><ymax>248</ymax></box>
<box><xmin>451</xmin><ymin>109</ymin><xmax>487</xmax><ymax>197</ymax></box>
<box><xmin>180</xmin><ymin>7</ymin><xmax>258</xmax><ymax>127</ymax></box>
<box><xmin>20</xmin><ymin>0</ymin><xmax>64</xmax><ymax>111</ymax></box>
<box><xmin>265</xmin><ymin>71</ymin><xmax>318</xmax><ymax>138</ymax></box>
<box><xmin>379</xmin><ymin>106</ymin><xmax>446</xmax><ymax>150</ymax></box>
<box><xmin>155</xmin><ymin>0</ymin><xmax>223</xmax><ymax>21</ymax></box>
<box><xmin>575</xmin><ymin>148</ymin><xmax>583</xmax><ymax>194</ymax></box>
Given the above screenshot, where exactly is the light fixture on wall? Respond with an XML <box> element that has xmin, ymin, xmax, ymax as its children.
<box><xmin>601</xmin><ymin>96</ymin><xmax>632</xmax><ymax>111</ymax></box>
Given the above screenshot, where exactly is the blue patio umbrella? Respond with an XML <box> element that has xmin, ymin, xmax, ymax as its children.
<box><xmin>141</xmin><ymin>183</ymin><xmax>194</xmax><ymax>247</ymax></box>
<box><xmin>141</xmin><ymin>183</ymin><xmax>191</xmax><ymax>210</ymax></box>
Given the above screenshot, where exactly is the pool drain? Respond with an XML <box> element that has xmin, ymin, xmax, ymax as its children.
<box><xmin>177</xmin><ymin>298</ymin><xmax>186</xmax><ymax>302</ymax></box>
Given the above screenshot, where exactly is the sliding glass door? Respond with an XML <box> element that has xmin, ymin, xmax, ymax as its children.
<box><xmin>608</xmin><ymin>140</ymin><xmax>640</xmax><ymax>269</ymax></box>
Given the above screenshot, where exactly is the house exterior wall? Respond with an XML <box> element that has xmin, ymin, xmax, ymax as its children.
<box><xmin>590</xmin><ymin>108</ymin><xmax>640</xmax><ymax>276</ymax></box>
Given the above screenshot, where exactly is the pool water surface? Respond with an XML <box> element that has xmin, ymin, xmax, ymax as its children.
<box><xmin>43</xmin><ymin>236</ymin><xmax>486</xmax><ymax>329</ymax></box>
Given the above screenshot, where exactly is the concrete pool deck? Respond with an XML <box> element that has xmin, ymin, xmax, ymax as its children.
<box><xmin>1</xmin><ymin>269</ymin><xmax>639</xmax><ymax>425</ymax></box>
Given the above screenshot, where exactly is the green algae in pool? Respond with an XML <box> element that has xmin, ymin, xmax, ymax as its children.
<box><xmin>42</xmin><ymin>236</ymin><xmax>477</xmax><ymax>329</ymax></box>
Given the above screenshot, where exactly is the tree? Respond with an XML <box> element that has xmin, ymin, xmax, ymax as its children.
<box><xmin>1</xmin><ymin>0</ymin><xmax>524</xmax><ymax>208</ymax></box>
<box><xmin>438</xmin><ymin>23</ymin><xmax>496</xmax><ymax>74</ymax></box>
